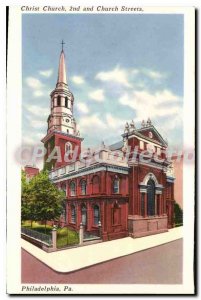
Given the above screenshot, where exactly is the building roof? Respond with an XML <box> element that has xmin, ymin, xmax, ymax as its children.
<box><xmin>109</xmin><ymin>141</ymin><xmax>123</xmax><ymax>151</ymax></box>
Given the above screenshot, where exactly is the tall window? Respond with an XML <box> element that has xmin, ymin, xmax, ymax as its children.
<box><xmin>71</xmin><ymin>205</ymin><xmax>76</xmax><ymax>223</ymax></box>
<box><xmin>94</xmin><ymin>205</ymin><xmax>100</xmax><ymax>225</ymax></box>
<box><xmin>113</xmin><ymin>178</ymin><xmax>120</xmax><ymax>194</ymax></box>
<box><xmin>92</xmin><ymin>176</ymin><xmax>100</xmax><ymax>194</ymax></box>
<box><xmin>65</xmin><ymin>142</ymin><xmax>73</xmax><ymax>161</ymax></box>
<box><xmin>70</xmin><ymin>181</ymin><xmax>76</xmax><ymax>196</ymax></box>
<box><xmin>81</xmin><ymin>180</ymin><xmax>87</xmax><ymax>195</ymax></box>
<box><xmin>57</xmin><ymin>96</ymin><xmax>61</xmax><ymax>106</ymax></box>
<box><xmin>65</xmin><ymin>142</ymin><xmax>72</xmax><ymax>154</ymax></box>
<box><xmin>147</xmin><ymin>179</ymin><xmax>155</xmax><ymax>216</ymax></box>
<box><xmin>81</xmin><ymin>204</ymin><xmax>87</xmax><ymax>225</ymax></box>
<box><xmin>61</xmin><ymin>200</ymin><xmax>67</xmax><ymax>222</ymax></box>
<box><xmin>61</xmin><ymin>183</ymin><xmax>67</xmax><ymax>196</ymax></box>
<box><xmin>65</xmin><ymin>97</ymin><xmax>68</xmax><ymax>108</ymax></box>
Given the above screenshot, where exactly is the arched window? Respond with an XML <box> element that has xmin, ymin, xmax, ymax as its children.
<box><xmin>57</xmin><ymin>96</ymin><xmax>61</xmax><ymax>106</ymax></box>
<box><xmin>70</xmin><ymin>181</ymin><xmax>76</xmax><ymax>196</ymax></box>
<box><xmin>93</xmin><ymin>205</ymin><xmax>100</xmax><ymax>225</ymax></box>
<box><xmin>71</xmin><ymin>205</ymin><xmax>76</xmax><ymax>223</ymax></box>
<box><xmin>65</xmin><ymin>142</ymin><xmax>73</xmax><ymax>161</ymax></box>
<box><xmin>80</xmin><ymin>180</ymin><xmax>87</xmax><ymax>195</ymax></box>
<box><xmin>147</xmin><ymin>179</ymin><xmax>155</xmax><ymax>216</ymax></box>
<box><xmin>61</xmin><ymin>183</ymin><xmax>67</xmax><ymax>196</ymax></box>
<box><xmin>81</xmin><ymin>204</ymin><xmax>87</xmax><ymax>225</ymax></box>
<box><xmin>65</xmin><ymin>142</ymin><xmax>72</xmax><ymax>154</ymax></box>
<box><xmin>113</xmin><ymin>177</ymin><xmax>120</xmax><ymax>194</ymax></box>
<box><xmin>92</xmin><ymin>176</ymin><xmax>100</xmax><ymax>194</ymax></box>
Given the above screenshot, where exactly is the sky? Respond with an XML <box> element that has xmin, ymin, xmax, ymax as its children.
<box><xmin>22</xmin><ymin>13</ymin><xmax>184</xmax><ymax>168</ymax></box>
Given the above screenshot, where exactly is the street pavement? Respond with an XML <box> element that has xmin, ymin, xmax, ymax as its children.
<box><xmin>22</xmin><ymin>239</ymin><xmax>183</xmax><ymax>284</ymax></box>
<box><xmin>21</xmin><ymin>227</ymin><xmax>183</xmax><ymax>273</ymax></box>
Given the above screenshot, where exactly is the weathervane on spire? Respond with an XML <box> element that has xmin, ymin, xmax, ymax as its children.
<box><xmin>61</xmin><ymin>40</ymin><xmax>65</xmax><ymax>51</ymax></box>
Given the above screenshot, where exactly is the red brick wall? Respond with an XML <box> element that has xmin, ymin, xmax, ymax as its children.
<box><xmin>127</xmin><ymin>136</ymin><xmax>167</xmax><ymax>161</ymax></box>
<box><xmin>44</xmin><ymin>133</ymin><xmax>82</xmax><ymax>170</ymax></box>
<box><xmin>24</xmin><ymin>166</ymin><xmax>39</xmax><ymax>179</ymax></box>
<box><xmin>58</xmin><ymin>170</ymin><xmax>128</xmax><ymax>198</ymax></box>
<box><xmin>57</xmin><ymin>170</ymin><xmax>129</xmax><ymax>240</ymax></box>
<box><xmin>55</xmin><ymin>133</ymin><xmax>82</xmax><ymax>168</ymax></box>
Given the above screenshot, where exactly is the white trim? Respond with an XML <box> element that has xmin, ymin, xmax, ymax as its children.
<box><xmin>51</xmin><ymin>165</ymin><xmax>128</xmax><ymax>183</ymax></box>
<box><xmin>155</xmin><ymin>190</ymin><xmax>163</xmax><ymax>195</ymax></box>
<box><xmin>142</xmin><ymin>173</ymin><xmax>159</xmax><ymax>185</ymax></box>
<box><xmin>128</xmin><ymin>134</ymin><xmax>164</xmax><ymax>148</ymax></box>
<box><xmin>107</xmin><ymin>166</ymin><xmax>128</xmax><ymax>175</ymax></box>
<box><xmin>129</xmin><ymin>160</ymin><xmax>166</xmax><ymax>171</ymax></box>
<box><xmin>140</xmin><ymin>189</ymin><xmax>147</xmax><ymax>193</ymax></box>
<box><xmin>139</xmin><ymin>140</ymin><xmax>144</xmax><ymax>150</ymax></box>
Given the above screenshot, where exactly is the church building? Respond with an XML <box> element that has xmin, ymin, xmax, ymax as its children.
<box><xmin>41</xmin><ymin>47</ymin><xmax>175</xmax><ymax>240</ymax></box>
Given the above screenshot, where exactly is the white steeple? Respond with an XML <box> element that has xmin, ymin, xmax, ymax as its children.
<box><xmin>57</xmin><ymin>48</ymin><xmax>67</xmax><ymax>85</ymax></box>
<box><xmin>47</xmin><ymin>42</ymin><xmax>78</xmax><ymax>136</ymax></box>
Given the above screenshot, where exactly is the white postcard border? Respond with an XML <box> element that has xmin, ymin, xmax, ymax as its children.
<box><xmin>6</xmin><ymin>5</ymin><xmax>195</xmax><ymax>295</ymax></box>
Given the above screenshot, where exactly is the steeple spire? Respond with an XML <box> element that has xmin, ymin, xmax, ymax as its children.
<box><xmin>61</xmin><ymin>39</ymin><xmax>65</xmax><ymax>51</ymax></box>
<box><xmin>57</xmin><ymin>41</ymin><xmax>67</xmax><ymax>84</ymax></box>
<box><xmin>47</xmin><ymin>43</ymin><xmax>79</xmax><ymax>137</ymax></box>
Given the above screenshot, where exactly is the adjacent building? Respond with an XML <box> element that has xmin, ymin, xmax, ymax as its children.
<box><xmin>24</xmin><ymin>165</ymin><xmax>39</xmax><ymax>180</ymax></box>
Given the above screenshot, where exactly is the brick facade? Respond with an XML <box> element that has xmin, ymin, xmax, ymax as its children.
<box><xmin>38</xmin><ymin>49</ymin><xmax>175</xmax><ymax>241</ymax></box>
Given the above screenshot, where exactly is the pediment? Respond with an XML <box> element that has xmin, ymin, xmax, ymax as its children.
<box><xmin>137</xmin><ymin>125</ymin><xmax>167</xmax><ymax>146</ymax></box>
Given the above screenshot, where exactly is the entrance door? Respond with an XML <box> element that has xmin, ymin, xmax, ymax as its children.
<box><xmin>147</xmin><ymin>179</ymin><xmax>155</xmax><ymax>216</ymax></box>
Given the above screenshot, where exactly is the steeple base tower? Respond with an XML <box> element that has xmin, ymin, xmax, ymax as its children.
<box><xmin>41</xmin><ymin>43</ymin><xmax>83</xmax><ymax>171</ymax></box>
<box><xmin>42</xmin><ymin>131</ymin><xmax>83</xmax><ymax>171</ymax></box>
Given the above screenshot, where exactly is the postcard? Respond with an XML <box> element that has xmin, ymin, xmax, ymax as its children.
<box><xmin>6</xmin><ymin>5</ymin><xmax>195</xmax><ymax>295</ymax></box>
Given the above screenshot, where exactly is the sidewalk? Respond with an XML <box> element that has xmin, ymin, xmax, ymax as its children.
<box><xmin>21</xmin><ymin>227</ymin><xmax>183</xmax><ymax>273</ymax></box>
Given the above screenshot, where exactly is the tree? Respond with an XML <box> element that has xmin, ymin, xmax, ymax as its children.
<box><xmin>21</xmin><ymin>170</ymin><xmax>36</xmax><ymax>226</ymax></box>
<box><xmin>174</xmin><ymin>202</ymin><xmax>183</xmax><ymax>226</ymax></box>
<box><xmin>21</xmin><ymin>170</ymin><xmax>65</xmax><ymax>232</ymax></box>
